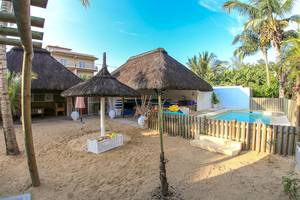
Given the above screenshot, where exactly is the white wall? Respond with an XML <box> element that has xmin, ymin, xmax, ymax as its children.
<box><xmin>213</xmin><ymin>86</ymin><xmax>251</xmax><ymax>109</ymax></box>
<box><xmin>197</xmin><ymin>91</ymin><xmax>213</xmax><ymax>111</ymax></box>
<box><xmin>162</xmin><ymin>90</ymin><xmax>212</xmax><ymax>111</ymax></box>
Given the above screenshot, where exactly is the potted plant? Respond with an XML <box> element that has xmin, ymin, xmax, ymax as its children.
<box><xmin>211</xmin><ymin>92</ymin><xmax>220</xmax><ymax>108</ymax></box>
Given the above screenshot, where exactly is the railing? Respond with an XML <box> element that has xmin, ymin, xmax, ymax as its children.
<box><xmin>250</xmin><ymin>97</ymin><xmax>285</xmax><ymax>112</ymax></box>
<box><xmin>250</xmin><ymin>97</ymin><xmax>297</xmax><ymax>126</ymax></box>
<box><xmin>148</xmin><ymin>113</ymin><xmax>299</xmax><ymax>156</ymax></box>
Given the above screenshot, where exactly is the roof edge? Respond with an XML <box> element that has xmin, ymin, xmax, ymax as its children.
<box><xmin>127</xmin><ymin>48</ymin><xmax>167</xmax><ymax>61</ymax></box>
<box><xmin>11</xmin><ymin>47</ymin><xmax>50</xmax><ymax>54</ymax></box>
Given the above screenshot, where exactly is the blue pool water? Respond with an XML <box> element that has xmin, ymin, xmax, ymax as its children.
<box><xmin>213</xmin><ymin>111</ymin><xmax>271</xmax><ymax>124</ymax></box>
<box><xmin>163</xmin><ymin>111</ymin><xmax>186</xmax><ymax>115</ymax></box>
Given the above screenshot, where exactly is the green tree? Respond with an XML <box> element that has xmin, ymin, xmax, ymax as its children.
<box><xmin>281</xmin><ymin>33</ymin><xmax>300</xmax><ymax>126</ymax></box>
<box><xmin>187</xmin><ymin>51</ymin><xmax>227</xmax><ymax>85</ymax></box>
<box><xmin>232</xmin><ymin>29</ymin><xmax>272</xmax><ymax>86</ymax></box>
<box><xmin>6</xmin><ymin>71</ymin><xmax>21</xmax><ymax>118</ymax></box>
<box><xmin>223</xmin><ymin>0</ymin><xmax>300</xmax><ymax>97</ymax></box>
<box><xmin>187</xmin><ymin>51</ymin><xmax>216</xmax><ymax>79</ymax></box>
<box><xmin>0</xmin><ymin>0</ymin><xmax>20</xmax><ymax>155</ymax></box>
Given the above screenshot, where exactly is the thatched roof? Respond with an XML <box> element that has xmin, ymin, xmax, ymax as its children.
<box><xmin>61</xmin><ymin>53</ymin><xmax>140</xmax><ymax>97</ymax></box>
<box><xmin>112</xmin><ymin>48</ymin><xmax>213</xmax><ymax>91</ymax></box>
<box><xmin>7</xmin><ymin>47</ymin><xmax>81</xmax><ymax>91</ymax></box>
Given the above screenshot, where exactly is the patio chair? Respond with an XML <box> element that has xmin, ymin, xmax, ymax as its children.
<box><xmin>55</xmin><ymin>103</ymin><xmax>65</xmax><ymax>116</ymax></box>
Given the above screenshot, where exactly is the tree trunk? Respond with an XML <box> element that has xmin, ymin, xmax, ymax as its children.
<box><xmin>296</xmin><ymin>71</ymin><xmax>300</xmax><ymax>128</ymax></box>
<box><xmin>158</xmin><ymin>91</ymin><xmax>168</xmax><ymax>197</ymax></box>
<box><xmin>12</xmin><ymin>0</ymin><xmax>40</xmax><ymax>186</ymax></box>
<box><xmin>262</xmin><ymin>48</ymin><xmax>270</xmax><ymax>86</ymax></box>
<box><xmin>274</xmin><ymin>44</ymin><xmax>285</xmax><ymax>98</ymax></box>
<box><xmin>279</xmin><ymin>80</ymin><xmax>285</xmax><ymax>98</ymax></box>
<box><xmin>0</xmin><ymin>0</ymin><xmax>20</xmax><ymax>155</ymax></box>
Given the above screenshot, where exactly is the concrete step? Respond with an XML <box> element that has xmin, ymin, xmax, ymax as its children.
<box><xmin>190</xmin><ymin>134</ymin><xmax>242</xmax><ymax>156</ymax></box>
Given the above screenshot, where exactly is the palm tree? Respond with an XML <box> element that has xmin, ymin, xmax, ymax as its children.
<box><xmin>0</xmin><ymin>0</ymin><xmax>20</xmax><ymax>155</ymax></box>
<box><xmin>187</xmin><ymin>51</ymin><xmax>216</xmax><ymax>79</ymax></box>
<box><xmin>223</xmin><ymin>0</ymin><xmax>300</xmax><ymax>97</ymax></box>
<box><xmin>6</xmin><ymin>71</ymin><xmax>21</xmax><ymax>118</ymax></box>
<box><xmin>232</xmin><ymin>29</ymin><xmax>272</xmax><ymax>85</ymax></box>
<box><xmin>281</xmin><ymin>34</ymin><xmax>300</xmax><ymax>126</ymax></box>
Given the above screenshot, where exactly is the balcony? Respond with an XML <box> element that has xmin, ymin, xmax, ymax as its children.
<box><xmin>65</xmin><ymin>64</ymin><xmax>97</xmax><ymax>71</ymax></box>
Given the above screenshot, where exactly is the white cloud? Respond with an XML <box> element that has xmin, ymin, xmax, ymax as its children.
<box><xmin>286</xmin><ymin>1</ymin><xmax>300</xmax><ymax>31</ymax></box>
<box><xmin>228</xmin><ymin>26</ymin><xmax>243</xmax><ymax>36</ymax></box>
<box><xmin>118</xmin><ymin>29</ymin><xmax>139</xmax><ymax>37</ymax></box>
<box><xmin>198</xmin><ymin>0</ymin><xmax>224</xmax><ymax>12</ymax></box>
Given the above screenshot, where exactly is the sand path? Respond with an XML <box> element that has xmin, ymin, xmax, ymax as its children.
<box><xmin>0</xmin><ymin>116</ymin><xmax>296</xmax><ymax>200</ymax></box>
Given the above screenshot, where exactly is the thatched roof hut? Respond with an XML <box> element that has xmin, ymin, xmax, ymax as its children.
<box><xmin>112</xmin><ymin>48</ymin><xmax>213</xmax><ymax>91</ymax></box>
<box><xmin>7</xmin><ymin>47</ymin><xmax>81</xmax><ymax>91</ymax></box>
<box><xmin>61</xmin><ymin>53</ymin><xmax>140</xmax><ymax>97</ymax></box>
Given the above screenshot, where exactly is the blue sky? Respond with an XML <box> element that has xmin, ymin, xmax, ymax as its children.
<box><xmin>32</xmin><ymin>0</ymin><xmax>299</xmax><ymax>70</ymax></box>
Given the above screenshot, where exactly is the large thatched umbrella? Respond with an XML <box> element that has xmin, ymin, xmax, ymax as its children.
<box><xmin>112</xmin><ymin>48</ymin><xmax>213</xmax><ymax>197</ymax></box>
<box><xmin>62</xmin><ymin>53</ymin><xmax>139</xmax><ymax>136</ymax></box>
<box><xmin>112</xmin><ymin>48</ymin><xmax>212</xmax><ymax>92</ymax></box>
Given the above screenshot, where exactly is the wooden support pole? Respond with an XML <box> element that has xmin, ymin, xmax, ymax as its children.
<box><xmin>100</xmin><ymin>97</ymin><xmax>105</xmax><ymax>136</ymax></box>
<box><xmin>0</xmin><ymin>37</ymin><xmax>42</xmax><ymax>48</ymax></box>
<box><xmin>4</xmin><ymin>0</ymin><xmax>48</xmax><ymax>8</ymax></box>
<box><xmin>121</xmin><ymin>96</ymin><xmax>124</xmax><ymax>118</ymax></box>
<box><xmin>12</xmin><ymin>0</ymin><xmax>40</xmax><ymax>187</ymax></box>
<box><xmin>0</xmin><ymin>26</ymin><xmax>43</xmax><ymax>40</ymax></box>
<box><xmin>157</xmin><ymin>90</ymin><xmax>168</xmax><ymax>197</ymax></box>
<box><xmin>0</xmin><ymin>11</ymin><xmax>45</xmax><ymax>28</ymax></box>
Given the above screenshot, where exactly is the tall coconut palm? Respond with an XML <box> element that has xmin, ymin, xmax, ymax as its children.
<box><xmin>0</xmin><ymin>0</ymin><xmax>20</xmax><ymax>155</ymax></box>
<box><xmin>223</xmin><ymin>0</ymin><xmax>300</xmax><ymax>97</ymax></box>
<box><xmin>282</xmin><ymin>34</ymin><xmax>300</xmax><ymax>126</ymax></box>
<box><xmin>187</xmin><ymin>51</ymin><xmax>216</xmax><ymax>79</ymax></box>
<box><xmin>232</xmin><ymin>29</ymin><xmax>272</xmax><ymax>85</ymax></box>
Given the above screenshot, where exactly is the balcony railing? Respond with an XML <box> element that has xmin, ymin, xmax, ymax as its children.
<box><xmin>65</xmin><ymin>64</ymin><xmax>97</xmax><ymax>71</ymax></box>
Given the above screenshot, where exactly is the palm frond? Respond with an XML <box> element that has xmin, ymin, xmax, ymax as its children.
<box><xmin>223</xmin><ymin>0</ymin><xmax>258</xmax><ymax>17</ymax></box>
<box><xmin>80</xmin><ymin>0</ymin><xmax>90</xmax><ymax>7</ymax></box>
<box><xmin>280</xmin><ymin>0</ymin><xmax>296</xmax><ymax>15</ymax></box>
<box><xmin>289</xmin><ymin>15</ymin><xmax>300</xmax><ymax>24</ymax></box>
<box><xmin>245</xmin><ymin>18</ymin><xmax>264</xmax><ymax>30</ymax></box>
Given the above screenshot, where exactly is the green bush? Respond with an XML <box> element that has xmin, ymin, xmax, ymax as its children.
<box><xmin>282</xmin><ymin>173</ymin><xmax>300</xmax><ymax>200</ymax></box>
<box><xmin>211</xmin><ymin>92</ymin><xmax>220</xmax><ymax>105</ymax></box>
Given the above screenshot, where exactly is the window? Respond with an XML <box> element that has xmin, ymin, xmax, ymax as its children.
<box><xmin>32</xmin><ymin>93</ymin><xmax>54</xmax><ymax>102</ymax></box>
<box><xmin>60</xmin><ymin>59</ymin><xmax>67</xmax><ymax>66</ymax></box>
<box><xmin>45</xmin><ymin>94</ymin><xmax>54</xmax><ymax>102</ymax></box>
<box><xmin>79</xmin><ymin>61</ymin><xmax>86</xmax><ymax>68</ymax></box>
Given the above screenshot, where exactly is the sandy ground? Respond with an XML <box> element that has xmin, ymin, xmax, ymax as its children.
<box><xmin>0</xmin><ymin>116</ymin><xmax>297</xmax><ymax>200</ymax></box>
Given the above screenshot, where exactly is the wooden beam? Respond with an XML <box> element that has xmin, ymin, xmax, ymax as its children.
<box><xmin>0</xmin><ymin>37</ymin><xmax>42</xmax><ymax>48</ymax></box>
<box><xmin>4</xmin><ymin>0</ymin><xmax>48</xmax><ymax>8</ymax></box>
<box><xmin>0</xmin><ymin>11</ymin><xmax>45</xmax><ymax>28</ymax></box>
<box><xmin>0</xmin><ymin>26</ymin><xmax>43</xmax><ymax>40</ymax></box>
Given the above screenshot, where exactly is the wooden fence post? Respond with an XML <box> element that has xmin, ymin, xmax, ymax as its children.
<box><xmin>256</xmin><ymin>124</ymin><xmax>261</xmax><ymax>152</ymax></box>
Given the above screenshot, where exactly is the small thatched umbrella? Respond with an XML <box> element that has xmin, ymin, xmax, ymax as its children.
<box><xmin>61</xmin><ymin>53</ymin><xmax>139</xmax><ymax>136</ymax></box>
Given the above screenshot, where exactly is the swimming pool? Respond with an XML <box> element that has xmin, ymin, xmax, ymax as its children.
<box><xmin>163</xmin><ymin>111</ymin><xmax>186</xmax><ymax>115</ymax></box>
<box><xmin>212</xmin><ymin>111</ymin><xmax>271</xmax><ymax>124</ymax></box>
